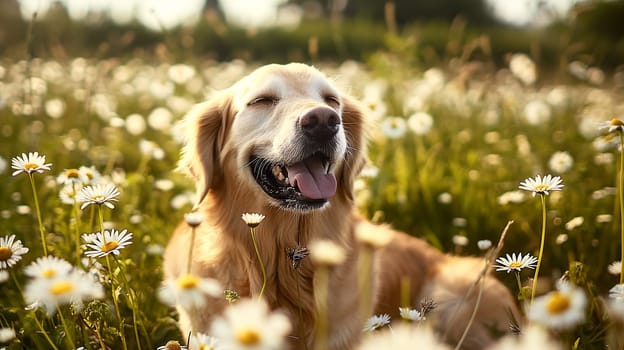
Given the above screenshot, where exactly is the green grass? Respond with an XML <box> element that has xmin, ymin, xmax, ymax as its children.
<box><xmin>0</xmin><ymin>42</ymin><xmax>623</xmax><ymax>348</ymax></box>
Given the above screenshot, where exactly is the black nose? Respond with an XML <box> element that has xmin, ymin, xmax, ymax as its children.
<box><xmin>299</xmin><ymin>107</ymin><xmax>340</xmax><ymax>141</ymax></box>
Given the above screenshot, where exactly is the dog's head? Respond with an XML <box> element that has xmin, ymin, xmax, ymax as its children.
<box><xmin>179</xmin><ymin>63</ymin><xmax>366</xmax><ymax>211</ymax></box>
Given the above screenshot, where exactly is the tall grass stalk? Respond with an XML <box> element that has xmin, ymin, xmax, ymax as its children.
<box><xmin>448</xmin><ymin>220</ymin><xmax>512</xmax><ymax>349</ymax></box>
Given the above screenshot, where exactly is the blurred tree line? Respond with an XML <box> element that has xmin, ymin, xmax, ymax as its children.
<box><xmin>0</xmin><ymin>0</ymin><xmax>622</xmax><ymax>70</ymax></box>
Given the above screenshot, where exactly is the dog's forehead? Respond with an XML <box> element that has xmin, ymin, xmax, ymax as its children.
<box><xmin>233</xmin><ymin>64</ymin><xmax>338</xmax><ymax>102</ymax></box>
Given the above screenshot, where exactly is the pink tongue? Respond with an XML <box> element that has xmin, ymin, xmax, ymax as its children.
<box><xmin>286</xmin><ymin>158</ymin><xmax>337</xmax><ymax>199</ymax></box>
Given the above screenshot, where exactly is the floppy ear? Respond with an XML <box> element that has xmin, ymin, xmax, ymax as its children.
<box><xmin>338</xmin><ymin>95</ymin><xmax>368</xmax><ymax>201</ymax></box>
<box><xmin>178</xmin><ymin>91</ymin><xmax>233</xmax><ymax>208</ymax></box>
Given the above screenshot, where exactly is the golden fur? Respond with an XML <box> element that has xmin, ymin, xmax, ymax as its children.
<box><xmin>164</xmin><ymin>63</ymin><xmax>520</xmax><ymax>349</ymax></box>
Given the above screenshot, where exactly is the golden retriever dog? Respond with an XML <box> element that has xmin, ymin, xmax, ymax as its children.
<box><xmin>164</xmin><ymin>63</ymin><xmax>521</xmax><ymax>349</ymax></box>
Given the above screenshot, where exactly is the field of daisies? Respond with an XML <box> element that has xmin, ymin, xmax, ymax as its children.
<box><xmin>2</xmin><ymin>44</ymin><xmax>624</xmax><ymax>349</ymax></box>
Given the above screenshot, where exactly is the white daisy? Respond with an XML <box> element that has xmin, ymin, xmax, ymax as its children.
<box><xmin>608</xmin><ymin>261</ymin><xmax>622</xmax><ymax>275</ymax></box>
<box><xmin>564</xmin><ymin>216</ymin><xmax>584</xmax><ymax>231</ymax></box>
<box><xmin>398</xmin><ymin>307</ymin><xmax>425</xmax><ymax>321</ymax></box>
<box><xmin>509</xmin><ymin>53</ymin><xmax>537</xmax><ymax>86</ymax></box>
<box><xmin>548</xmin><ymin>151</ymin><xmax>574</xmax><ymax>174</ymax></box>
<box><xmin>77</xmin><ymin>183</ymin><xmax>120</xmax><ymax>210</ymax></box>
<box><xmin>488</xmin><ymin>324</ymin><xmax>562</xmax><ymax>350</ymax></box>
<box><xmin>59</xmin><ymin>184</ymin><xmax>81</xmax><ymax>205</ymax></box>
<box><xmin>524</xmin><ymin>100</ymin><xmax>551</xmax><ymax>125</ymax></box>
<box><xmin>494</xmin><ymin>253</ymin><xmax>538</xmax><ymax>273</ymax></box>
<box><xmin>600</xmin><ymin>118</ymin><xmax>624</xmax><ymax>133</ymax></box>
<box><xmin>78</xmin><ymin>165</ymin><xmax>101</xmax><ymax>185</ymax></box>
<box><xmin>527</xmin><ymin>282</ymin><xmax>587</xmax><ymax>330</ymax></box>
<box><xmin>477</xmin><ymin>240</ymin><xmax>492</xmax><ymax>251</ymax></box>
<box><xmin>84</xmin><ymin>229</ymin><xmax>133</xmax><ymax>258</ymax></box>
<box><xmin>158</xmin><ymin>273</ymin><xmax>222</xmax><ymax>311</ymax></box>
<box><xmin>24</xmin><ymin>255</ymin><xmax>73</xmax><ymax>279</ymax></box>
<box><xmin>210</xmin><ymin>298</ymin><xmax>291</xmax><ymax>350</ymax></box>
<box><xmin>407</xmin><ymin>112</ymin><xmax>434</xmax><ymax>135</ymax></box>
<box><xmin>24</xmin><ymin>269</ymin><xmax>104</xmax><ymax>316</ymax></box>
<box><xmin>355</xmin><ymin>227</ymin><xmax>392</xmax><ymax>248</ymax></box>
<box><xmin>189</xmin><ymin>333</ymin><xmax>222</xmax><ymax>350</ymax></box>
<box><xmin>56</xmin><ymin>168</ymin><xmax>82</xmax><ymax>186</ymax></box>
<box><xmin>309</xmin><ymin>239</ymin><xmax>346</xmax><ymax>266</ymax></box>
<box><xmin>381</xmin><ymin>117</ymin><xmax>407</xmax><ymax>139</ymax></box>
<box><xmin>241</xmin><ymin>213</ymin><xmax>265</xmax><ymax>228</ymax></box>
<box><xmin>0</xmin><ymin>234</ymin><xmax>29</xmax><ymax>269</ymax></box>
<box><xmin>518</xmin><ymin>174</ymin><xmax>564</xmax><ymax>197</ymax></box>
<box><xmin>0</xmin><ymin>327</ymin><xmax>16</xmax><ymax>343</ymax></box>
<box><xmin>185</xmin><ymin>211</ymin><xmax>205</xmax><ymax>228</ymax></box>
<box><xmin>357</xmin><ymin>324</ymin><xmax>450</xmax><ymax>350</ymax></box>
<box><xmin>168</xmin><ymin>64</ymin><xmax>196</xmax><ymax>85</ymax></box>
<box><xmin>362</xmin><ymin>313</ymin><xmax>391</xmax><ymax>332</ymax></box>
<box><xmin>497</xmin><ymin>190</ymin><xmax>526</xmax><ymax>205</ymax></box>
<box><xmin>609</xmin><ymin>284</ymin><xmax>624</xmax><ymax>301</ymax></box>
<box><xmin>11</xmin><ymin>152</ymin><xmax>52</xmax><ymax>176</ymax></box>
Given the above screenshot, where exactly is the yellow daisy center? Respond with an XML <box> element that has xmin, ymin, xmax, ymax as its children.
<box><xmin>42</xmin><ymin>268</ymin><xmax>57</xmax><ymax>278</ymax></box>
<box><xmin>50</xmin><ymin>280</ymin><xmax>75</xmax><ymax>296</ymax></box>
<box><xmin>65</xmin><ymin>169</ymin><xmax>80</xmax><ymax>178</ymax></box>
<box><xmin>534</xmin><ymin>184</ymin><xmax>549</xmax><ymax>192</ymax></box>
<box><xmin>101</xmin><ymin>240</ymin><xmax>119</xmax><ymax>253</ymax></box>
<box><xmin>177</xmin><ymin>274</ymin><xmax>199</xmax><ymax>289</ymax></box>
<box><xmin>611</xmin><ymin>118</ymin><xmax>624</xmax><ymax>126</ymax></box>
<box><xmin>508</xmin><ymin>261</ymin><xmax>523</xmax><ymax>268</ymax></box>
<box><xmin>24</xmin><ymin>163</ymin><xmax>39</xmax><ymax>171</ymax></box>
<box><xmin>92</xmin><ymin>195</ymin><xmax>105</xmax><ymax>202</ymax></box>
<box><xmin>546</xmin><ymin>292</ymin><xmax>571</xmax><ymax>315</ymax></box>
<box><xmin>0</xmin><ymin>246</ymin><xmax>12</xmax><ymax>261</ymax></box>
<box><xmin>236</xmin><ymin>328</ymin><xmax>261</xmax><ymax>345</ymax></box>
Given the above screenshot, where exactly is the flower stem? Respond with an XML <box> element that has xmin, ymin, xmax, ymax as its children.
<box><xmin>514</xmin><ymin>272</ymin><xmax>523</xmax><ymax>295</ymax></box>
<box><xmin>72</xmin><ymin>183</ymin><xmax>83</xmax><ymax>265</ymax></box>
<box><xmin>249</xmin><ymin>227</ymin><xmax>267</xmax><ymax>300</ymax></box>
<box><xmin>97</xmin><ymin>206</ymin><xmax>128</xmax><ymax>350</ymax></box>
<box><xmin>56</xmin><ymin>304</ymin><xmax>76</xmax><ymax>349</ymax></box>
<box><xmin>313</xmin><ymin>266</ymin><xmax>330</xmax><ymax>350</ymax></box>
<box><xmin>113</xmin><ymin>256</ymin><xmax>146</xmax><ymax>350</ymax></box>
<box><xmin>28</xmin><ymin>173</ymin><xmax>48</xmax><ymax>256</ymax></box>
<box><xmin>186</xmin><ymin>226</ymin><xmax>196</xmax><ymax>274</ymax></box>
<box><xmin>32</xmin><ymin>311</ymin><xmax>60</xmax><ymax>350</ymax></box>
<box><xmin>105</xmin><ymin>255</ymin><xmax>128</xmax><ymax>350</ymax></box>
<box><xmin>531</xmin><ymin>194</ymin><xmax>547</xmax><ymax>303</ymax></box>
<box><xmin>358</xmin><ymin>245</ymin><xmax>373</xmax><ymax>325</ymax></box>
<box><xmin>619</xmin><ymin>132</ymin><xmax>624</xmax><ymax>284</ymax></box>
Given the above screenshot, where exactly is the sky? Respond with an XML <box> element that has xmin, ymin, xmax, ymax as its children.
<box><xmin>16</xmin><ymin>0</ymin><xmax>580</xmax><ymax>30</ymax></box>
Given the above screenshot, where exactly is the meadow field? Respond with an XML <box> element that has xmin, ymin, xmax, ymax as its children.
<box><xmin>1</xmin><ymin>38</ymin><xmax>624</xmax><ymax>349</ymax></box>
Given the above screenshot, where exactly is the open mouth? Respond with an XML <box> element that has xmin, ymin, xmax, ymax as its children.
<box><xmin>250</xmin><ymin>153</ymin><xmax>337</xmax><ymax>210</ymax></box>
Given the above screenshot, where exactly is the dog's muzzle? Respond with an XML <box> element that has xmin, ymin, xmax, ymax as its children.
<box><xmin>250</xmin><ymin>107</ymin><xmax>344</xmax><ymax>211</ymax></box>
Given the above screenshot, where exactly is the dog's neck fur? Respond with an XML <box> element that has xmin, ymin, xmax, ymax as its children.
<box><xmin>196</xmin><ymin>180</ymin><xmax>359</xmax><ymax>348</ymax></box>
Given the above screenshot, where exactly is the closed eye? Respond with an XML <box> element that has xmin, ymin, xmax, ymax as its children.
<box><xmin>323</xmin><ymin>95</ymin><xmax>340</xmax><ymax>108</ymax></box>
<box><xmin>248</xmin><ymin>95</ymin><xmax>280</xmax><ymax>106</ymax></box>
